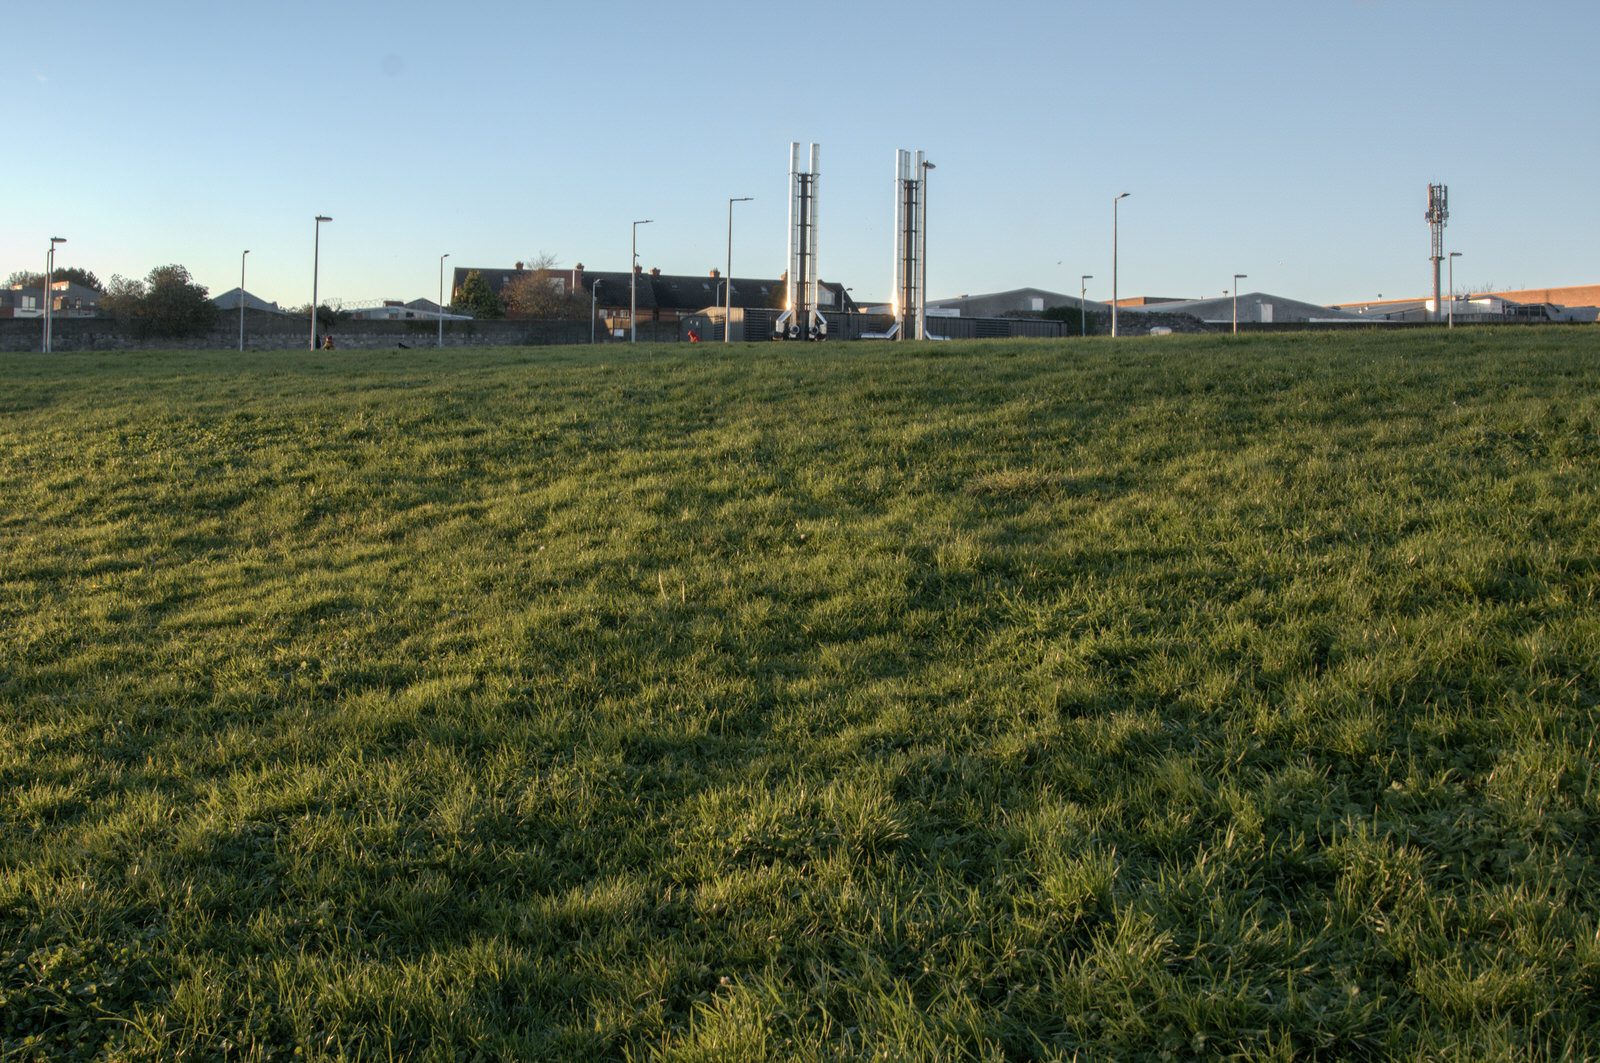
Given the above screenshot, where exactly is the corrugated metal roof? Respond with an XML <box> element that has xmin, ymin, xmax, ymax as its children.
<box><xmin>1121</xmin><ymin>292</ymin><xmax>1367</xmax><ymax>323</ymax></box>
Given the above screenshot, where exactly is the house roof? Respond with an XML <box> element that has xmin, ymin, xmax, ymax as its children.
<box><xmin>47</xmin><ymin>281</ymin><xmax>101</xmax><ymax>300</ymax></box>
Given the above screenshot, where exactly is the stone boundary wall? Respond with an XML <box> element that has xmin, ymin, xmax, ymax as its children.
<box><xmin>1109</xmin><ymin>310</ymin><xmax>1219</xmax><ymax>335</ymax></box>
<box><xmin>0</xmin><ymin>314</ymin><xmax>679</xmax><ymax>353</ymax></box>
<box><xmin>13</xmin><ymin>310</ymin><xmax>1566</xmax><ymax>353</ymax></box>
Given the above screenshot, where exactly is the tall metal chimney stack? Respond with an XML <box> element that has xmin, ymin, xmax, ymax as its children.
<box><xmin>1426</xmin><ymin>183</ymin><xmax>1449</xmax><ymax>323</ymax></box>
<box><xmin>777</xmin><ymin>142</ymin><xmax>825</xmax><ymax>340</ymax></box>
<box><xmin>893</xmin><ymin>149</ymin><xmax>928</xmax><ymax>341</ymax></box>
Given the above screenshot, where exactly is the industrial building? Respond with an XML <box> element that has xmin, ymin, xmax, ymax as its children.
<box><xmin>1332</xmin><ymin>285</ymin><xmax>1600</xmax><ymax>324</ymax></box>
<box><xmin>210</xmin><ymin>288</ymin><xmax>290</xmax><ymax>314</ymax></box>
<box><xmin>924</xmin><ymin>288</ymin><xmax>1102</xmax><ymax>319</ymax></box>
<box><xmin>1120</xmin><ymin>292</ymin><xmax>1369</xmax><ymax>327</ymax></box>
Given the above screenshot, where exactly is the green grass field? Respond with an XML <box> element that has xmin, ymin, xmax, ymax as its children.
<box><xmin>3</xmin><ymin>329</ymin><xmax>1598</xmax><ymax>1060</ymax></box>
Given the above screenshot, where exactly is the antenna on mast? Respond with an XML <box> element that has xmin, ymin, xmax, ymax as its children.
<box><xmin>1427</xmin><ymin>183</ymin><xmax>1449</xmax><ymax>323</ymax></box>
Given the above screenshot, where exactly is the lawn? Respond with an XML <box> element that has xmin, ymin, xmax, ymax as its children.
<box><xmin>2</xmin><ymin>329</ymin><xmax>1598</xmax><ymax>1059</ymax></box>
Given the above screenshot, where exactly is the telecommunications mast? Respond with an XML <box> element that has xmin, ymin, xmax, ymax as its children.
<box><xmin>1426</xmin><ymin>183</ymin><xmax>1449</xmax><ymax>323</ymax></box>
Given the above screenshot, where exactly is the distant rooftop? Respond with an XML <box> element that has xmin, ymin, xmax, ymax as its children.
<box><xmin>1121</xmin><ymin>292</ymin><xmax>1367</xmax><ymax>324</ymax></box>
<box><xmin>1331</xmin><ymin>284</ymin><xmax>1600</xmax><ymax>310</ymax></box>
<box><xmin>212</xmin><ymin>288</ymin><xmax>287</xmax><ymax>313</ymax></box>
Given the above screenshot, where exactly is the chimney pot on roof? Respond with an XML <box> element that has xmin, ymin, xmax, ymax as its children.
<box><xmin>650</xmin><ymin>267</ymin><xmax>660</xmax><ymax>277</ymax></box>
<box><xmin>710</xmin><ymin>268</ymin><xmax>720</xmax><ymax>278</ymax></box>
<box><xmin>515</xmin><ymin>261</ymin><xmax>524</xmax><ymax>271</ymax></box>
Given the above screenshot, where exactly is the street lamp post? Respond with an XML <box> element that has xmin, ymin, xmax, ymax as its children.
<box><xmin>239</xmin><ymin>250</ymin><xmax>250</xmax><ymax>352</ymax></box>
<box><xmin>1080</xmin><ymin>274</ymin><xmax>1093</xmax><ymax>337</ymax></box>
<box><xmin>726</xmin><ymin>196</ymin><xmax>752</xmax><ymax>344</ymax></box>
<box><xmin>591</xmin><ymin>278</ymin><xmax>603</xmax><ymax>344</ymax></box>
<box><xmin>311</xmin><ymin>215</ymin><xmax>331</xmax><ymax>351</ymax></box>
<box><xmin>631</xmin><ymin>219</ymin><xmax>652</xmax><ymax>343</ymax></box>
<box><xmin>918</xmin><ymin>160</ymin><xmax>936</xmax><ymax>340</ymax></box>
<box><xmin>44</xmin><ymin>237</ymin><xmax>66</xmax><ymax>353</ymax></box>
<box><xmin>1448</xmin><ymin>252</ymin><xmax>1462</xmax><ymax>329</ymax></box>
<box><xmin>1111</xmin><ymin>193</ymin><xmax>1130</xmax><ymax>337</ymax></box>
<box><xmin>438</xmin><ymin>253</ymin><xmax>450</xmax><ymax>348</ymax></box>
<box><xmin>1232</xmin><ymin>273</ymin><xmax>1248</xmax><ymax>335</ymax></box>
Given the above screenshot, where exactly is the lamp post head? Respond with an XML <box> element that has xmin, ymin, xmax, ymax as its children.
<box><xmin>1234</xmin><ymin>273</ymin><xmax>1247</xmax><ymax>280</ymax></box>
<box><xmin>732</xmin><ymin>196</ymin><xmax>753</xmax><ymax>203</ymax></box>
<box><xmin>244</xmin><ymin>249</ymin><xmax>251</xmax><ymax>256</ymax></box>
<box><xmin>1115</xmin><ymin>192</ymin><xmax>1130</xmax><ymax>201</ymax></box>
<box><xmin>50</xmin><ymin>236</ymin><xmax>67</xmax><ymax>246</ymax></box>
<box><xmin>1449</xmin><ymin>251</ymin><xmax>1462</xmax><ymax>258</ymax></box>
<box><xmin>315</xmin><ymin>215</ymin><xmax>332</xmax><ymax>222</ymax></box>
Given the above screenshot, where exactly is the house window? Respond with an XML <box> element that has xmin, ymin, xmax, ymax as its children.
<box><xmin>1029</xmin><ymin>297</ymin><xmax>1045</xmax><ymax>312</ymax></box>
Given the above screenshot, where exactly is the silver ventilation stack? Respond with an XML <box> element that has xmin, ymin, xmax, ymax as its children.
<box><xmin>777</xmin><ymin>142</ymin><xmax>826</xmax><ymax>340</ymax></box>
<box><xmin>1426</xmin><ymin>183</ymin><xmax>1449</xmax><ymax>323</ymax></box>
<box><xmin>893</xmin><ymin>149</ymin><xmax>927</xmax><ymax>341</ymax></box>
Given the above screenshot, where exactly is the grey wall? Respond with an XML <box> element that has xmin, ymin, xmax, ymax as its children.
<box><xmin>0</xmin><ymin>313</ymin><xmax>660</xmax><ymax>352</ymax></box>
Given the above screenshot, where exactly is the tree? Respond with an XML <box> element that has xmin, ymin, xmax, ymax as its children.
<box><xmin>1041</xmin><ymin>304</ymin><xmax>1087</xmax><ymax>332</ymax></box>
<box><xmin>501</xmin><ymin>254</ymin><xmax>587</xmax><ymax>320</ymax></box>
<box><xmin>6</xmin><ymin>267</ymin><xmax>102</xmax><ymax>291</ymax></box>
<box><xmin>100</xmin><ymin>265</ymin><xmax>216</xmax><ymax>338</ymax></box>
<box><xmin>454</xmin><ymin>270</ymin><xmax>503</xmax><ymax>319</ymax></box>
<box><xmin>58</xmin><ymin>267</ymin><xmax>102</xmax><ymax>291</ymax></box>
<box><xmin>142</xmin><ymin>265</ymin><xmax>216</xmax><ymax>337</ymax></box>
<box><xmin>286</xmin><ymin>304</ymin><xmax>346</xmax><ymax>329</ymax></box>
<box><xmin>98</xmin><ymin>275</ymin><xmax>147</xmax><ymax>324</ymax></box>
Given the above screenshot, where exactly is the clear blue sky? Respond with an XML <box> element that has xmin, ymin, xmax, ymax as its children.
<box><xmin>8</xmin><ymin>0</ymin><xmax>1597</xmax><ymax>309</ymax></box>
